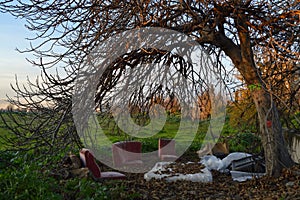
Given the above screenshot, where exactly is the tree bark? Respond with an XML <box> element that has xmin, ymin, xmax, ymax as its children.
<box><xmin>234</xmin><ymin>12</ymin><xmax>294</xmax><ymax>176</ymax></box>
<box><xmin>207</xmin><ymin>12</ymin><xmax>295</xmax><ymax>176</ymax></box>
<box><xmin>251</xmin><ymin>85</ymin><xmax>294</xmax><ymax>176</ymax></box>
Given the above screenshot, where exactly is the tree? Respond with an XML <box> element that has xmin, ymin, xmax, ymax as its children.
<box><xmin>0</xmin><ymin>0</ymin><xmax>299</xmax><ymax>176</ymax></box>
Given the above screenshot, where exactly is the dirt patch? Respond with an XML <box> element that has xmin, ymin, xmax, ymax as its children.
<box><xmin>109</xmin><ymin>164</ymin><xmax>300</xmax><ymax>199</ymax></box>
<box><xmin>153</xmin><ymin>162</ymin><xmax>206</xmax><ymax>175</ymax></box>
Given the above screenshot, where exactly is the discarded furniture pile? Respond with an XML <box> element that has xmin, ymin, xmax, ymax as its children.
<box><xmin>80</xmin><ymin>138</ymin><xmax>178</xmax><ymax>180</ymax></box>
<box><xmin>198</xmin><ymin>142</ymin><xmax>266</xmax><ymax>182</ymax></box>
<box><xmin>79</xmin><ymin>140</ymin><xmax>266</xmax><ymax>182</ymax></box>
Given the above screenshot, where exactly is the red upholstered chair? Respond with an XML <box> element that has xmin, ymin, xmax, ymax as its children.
<box><xmin>112</xmin><ymin>141</ymin><xmax>143</xmax><ymax>168</ymax></box>
<box><xmin>158</xmin><ymin>138</ymin><xmax>178</xmax><ymax>161</ymax></box>
<box><xmin>79</xmin><ymin>148</ymin><xmax>126</xmax><ymax>180</ymax></box>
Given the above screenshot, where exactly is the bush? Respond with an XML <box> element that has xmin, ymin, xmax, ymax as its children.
<box><xmin>228</xmin><ymin>132</ymin><xmax>261</xmax><ymax>154</ymax></box>
<box><xmin>291</xmin><ymin>111</ymin><xmax>300</xmax><ymax>129</ymax></box>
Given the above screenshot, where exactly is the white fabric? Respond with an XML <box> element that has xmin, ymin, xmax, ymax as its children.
<box><xmin>144</xmin><ymin>162</ymin><xmax>212</xmax><ymax>183</ymax></box>
<box><xmin>199</xmin><ymin>155</ymin><xmax>224</xmax><ymax>171</ymax></box>
<box><xmin>199</xmin><ymin>152</ymin><xmax>253</xmax><ymax>171</ymax></box>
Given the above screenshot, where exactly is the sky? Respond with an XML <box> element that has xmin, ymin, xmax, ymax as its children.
<box><xmin>0</xmin><ymin>13</ymin><xmax>40</xmax><ymax>108</ymax></box>
<box><xmin>0</xmin><ymin>11</ymin><xmax>239</xmax><ymax>109</ymax></box>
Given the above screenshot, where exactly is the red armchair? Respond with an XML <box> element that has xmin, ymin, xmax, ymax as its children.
<box><xmin>79</xmin><ymin>148</ymin><xmax>126</xmax><ymax>180</ymax></box>
<box><xmin>158</xmin><ymin>138</ymin><xmax>178</xmax><ymax>161</ymax></box>
<box><xmin>112</xmin><ymin>141</ymin><xmax>143</xmax><ymax>168</ymax></box>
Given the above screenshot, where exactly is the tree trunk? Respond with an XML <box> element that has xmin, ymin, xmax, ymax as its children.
<box><xmin>233</xmin><ymin>12</ymin><xmax>294</xmax><ymax>176</ymax></box>
<box><xmin>207</xmin><ymin>12</ymin><xmax>295</xmax><ymax>176</ymax></box>
<box><xmin>251</xmin><ymin>86</ymin><xmax>294</xmax><ymax>176</ymax></box>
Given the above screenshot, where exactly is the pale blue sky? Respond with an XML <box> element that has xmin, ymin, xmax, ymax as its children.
<box><xmin>0</xmin><ymin>12</ymin><xmax>40</xmax><ymax>107</ymax></box>
<box><xmin>0</xmin><ymin>11</ymin><xmax>238</xmax><ymax>109</ymax></box>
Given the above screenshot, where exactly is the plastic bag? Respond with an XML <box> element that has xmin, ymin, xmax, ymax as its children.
<box><xmin>199</xmin><ymin>155</ymin><xmax>224</xmax><ymax>171</ymax></box>
<box><xmin>200</xmin><ymin>152</ymin><xmax>253</xmax><ymax>171</ymax></box>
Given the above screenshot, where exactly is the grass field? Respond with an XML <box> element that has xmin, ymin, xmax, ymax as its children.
<box><xmin>0</xmin><ymin>111</ymin><xmax>211</xmax><ymax>199</ymax></box>
<box><xmin>0</xmin><ymin>110</ymin><xmax>263</xmax><ymax>199</ymax></box>
<box><xmin>82</xmin><ymin>113</ymin><xmax>211</xmax><ymax>153</ymax></box>
<box><xmin>0</xmin><ymin>113</ymin><xmax>12</xmax><ymax>150</ymax></box>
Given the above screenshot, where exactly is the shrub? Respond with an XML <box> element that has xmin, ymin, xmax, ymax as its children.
<box><xmin>228</xmin><ymin>132</ymin><xmax>262</xmax><ymax>154</ymax></box>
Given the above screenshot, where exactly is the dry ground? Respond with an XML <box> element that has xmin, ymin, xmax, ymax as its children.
<box><xmin>99</xmin><ymin>152</ymin><xmax>300</xmax><ymax>200</ymax></box>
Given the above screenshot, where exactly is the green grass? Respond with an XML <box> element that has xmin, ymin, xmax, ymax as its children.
<box><xmin>0</xmin><ymin>113</ymin><xmax>13</xmax><ymax>150</ymax></box>
<box><xmin>95</xmin><ymin>113</ymin><xmax>209</xmax><ymax>153</ymax></box>
<box><xmin>0</xmin><ymin>150</ymin><xmax>137</xmax><ymax>200</ymax></box>
<box><xmin>0</xmin><ymin>111</ymin><xmax>264</xmax><ymax>199</ymax></box>
<box><xmin>0</xmin><ymin>127</ymin><xmax>9</xmax><ymax>150</ymax></box>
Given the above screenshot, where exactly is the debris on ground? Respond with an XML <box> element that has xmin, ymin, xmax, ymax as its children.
<box><xmin>144</xmin><ymin>162</ymin><xmax>212</xmax><ymax>182</ymax></box>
